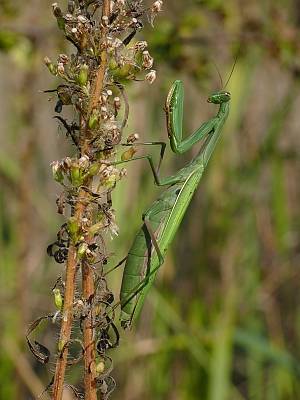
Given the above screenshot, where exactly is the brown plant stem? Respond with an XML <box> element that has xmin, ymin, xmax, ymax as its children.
<box><xmin>53</xmin><ymin>186</ymin><xmax>91</xmax><ymax>399</ymax></box>
<box><xmin>53</xmin><ymin>2</ymin><xmax>111</xmax><ymax>398</ymax></box>
<box><xmin>82</xmin><ymin>260</ymin><xmax>97</xmax><ymax>400</ymax></box>
<box><xmin>52</xmin><ymin>234</ymin><xmax>79</xmax><ymax>399</ymax></box>
<box><xmin>88</xmin><ymin>0</ymin><xmax>110</xmax><ymax>115</ymax></box>
<box><xmin>82</xmin><ymin>2</ymin><xmax>110</xmax><ymax>398</ymax></box>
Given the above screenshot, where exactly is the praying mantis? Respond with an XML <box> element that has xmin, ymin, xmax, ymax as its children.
<box><xmin>114</xmin><ymin>79</ymin><xmax>231</xmax><ymax>329</ymax></box>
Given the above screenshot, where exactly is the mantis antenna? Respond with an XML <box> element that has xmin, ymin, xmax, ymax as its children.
<box><xmin>224</xmin><ymin>53</ymin><xmax>239</xmax><ymax>88</ymax></box>
<box><xmin>212</xmin><ymin>52</ymin><xmax>238</xmax><ymax>90</ymax></box>
<box><xmin>212</xmin><ymin>60</ymin><xmax>224</xmax><ymax>89</ymax></box>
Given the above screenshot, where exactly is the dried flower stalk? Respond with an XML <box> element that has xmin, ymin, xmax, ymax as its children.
<box><xmin>26</xmin><ymin>1</ymin><xmax>163</xmax><ymax>399</ymax></box>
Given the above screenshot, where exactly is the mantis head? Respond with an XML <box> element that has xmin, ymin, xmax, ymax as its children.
<box><xmin>207</xmin><ymin>91</ymin><xmax>231</xmax><ymax>104</ymax></box>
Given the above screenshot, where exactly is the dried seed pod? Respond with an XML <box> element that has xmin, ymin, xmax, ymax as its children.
<box><xmin>114</xmin><ymin>96</ymin><xmax>121</xmax><ymax>110</ymax></box>
<box><xmin>77</xmin><ymin>15</ymin><xmax>88</xmax><ymax>24</ymax></box>
<box><xmin>145</xmin><ymin>69</ymin><xmax>157</xmax><ymax>84</ymax></box>
<box><xmin>58</xmin><ymin>54</ymin><xmax>69</xmax><ymax>64</ymax></box>
<box><xmin>57</xmin><ymin>62</ymin><xmax>65</xmax><ymax>75</ymax></box>
<box><xmin>121</xmin><ymin>146</ymin><xmax>137</xmax><ymax>161</ymax></box>
<box><xmin>134</xmin><ymin>41</ymin><xmax>148</xmax><ymax>51</ymax></box>
<box><xmin>142</xmin><ymin>50</ymin><xmax>154</xmax><ymax>69</ymax></box>
<box><xmin>78</xmin><ymin>155</ymin><xmax>89</xmax><ymax>169</ymax></box>
<box><xmin>152</xmin><ymin>0</ymin><xmax>163</xmax><ymax>12</ymax></box>
<box><xmin>126</xmin><ymin>133</ymin><xmax>139</xmax><ymax>143</ymax></box>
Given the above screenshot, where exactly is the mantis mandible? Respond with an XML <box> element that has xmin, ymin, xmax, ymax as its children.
<box><xmin>114</xmin><ymin>80</ymin><xmax>231</xmax><ymax>328</ymax></box>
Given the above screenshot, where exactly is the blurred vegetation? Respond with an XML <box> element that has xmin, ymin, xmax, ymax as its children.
<box><xmin>1</xmin><ymin>0</ymin><xmax>300</xmax><ymax>399</ymax></box>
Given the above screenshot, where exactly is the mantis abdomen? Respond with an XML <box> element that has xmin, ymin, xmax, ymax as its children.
<box><xmin>120</xmin><ymin>166</ymin><xmax>204</xmax><ymax>327</ymax></box>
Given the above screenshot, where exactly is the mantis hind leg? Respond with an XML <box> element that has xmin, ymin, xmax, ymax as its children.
<box><xmin>104</xmin><ymin>256</ymin><xmax>127</xmax><ymax>277</ymax></box>
<box><xmin>143</xmin><ymin>216</ymin><xmax>164</xmax><ymax>265</ymax></box>
<box><xmin>119</xmin><ymin>212</ymin><xmax>165</xmax><ymax>328</ymax></box>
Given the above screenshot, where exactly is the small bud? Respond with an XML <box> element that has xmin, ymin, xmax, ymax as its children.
<box><xmin>142</xmin><ymin>50</ymin><xmax>154</xmax><ymax>69</ymax></box>
<box><xmin>57</xmin><ymin>62</ymin><xmax>65</xmax><ymax>75</ymax></box>
<box><xmin>145</xmin><ymin>70</ymin><xmax>157</xmax><ymax>84</ymax></box>
<box><xmin>53</xmin><ymin>288</ymin><xmax>63</xmax><ymax>311</ymax></box>
<box><xmin>121</xmin><ymin>147</ymin><xmax>137</xmax><ymax>161</ymax></box>
<box><xmin>88</xmin><ymin>163</ymin><xmax>100</xmax><ymax>176</ymax></box>
<box><xmin>127</xmin><ymin>133</ymin><xmax>139</xmax><ymax>143</ymax></box>
<box><xmin>77</xmin><ymin>242</ymin><xmax>88</xmax><ymax>259</ymax></box>
<box><xmin>70</xmin><ymin>166</ymin><xmax>82</xmax><ymax>187</ymax></box>
<box><xmin>114</xmin><ymin>97</ymin><xmax>121</xmax><ymax>110</ymax></box>
<box><xmin>101</xmin><ymin>106</ymin><xmax>108</xmax><ymax>119</ymax></box>
<box><xmin>88</xmin><ymin>110</ymin><xmax>99</xmax><ymax>129</ymax></box>
<box><xmin>77</xmin><ymin>64</ymin><xmax>89</xmax><ymax>86</ymax></box>
<box><xmin>96</xmin><ymin>359</ymin><xmax>105</xmax><ymax>375</ymax></box>
<box><xmin>51</xmin><ymin>161</ymin><xmax>64</xmax><ymax>183</ymax></box>
<box><xmin>44</xmin><ymin>56</ymin><xmax>57</xmax><ymax>76</ymax></box>
<box><xmin>71</xmin><ymin>27</ymin><xmax>78</xmax><ymax>33</ymax></box>
<box><xmin>58</xmin><ymin>339</ymin><xmax>65</xmax><ymax>353</ymax></box>
<box><xmin>67</xmin><ymin>216</ymin><xmax>80</xmax><ymax>241</ymax></box>
<box><xmin>78</xmin><ymin>15</ymin><xmax>88</xmax><ymax>24</ymax></box>
<box><xmin>102</xmin><ymin>16</ymin><xmax>109</xmax><ymax>26</ymax></box>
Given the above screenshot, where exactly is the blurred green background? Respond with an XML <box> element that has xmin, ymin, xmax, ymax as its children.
<box><xmin>1</xmin><ymin>0</ymin><xmax>300</xmax><ymax>399</ymax></box>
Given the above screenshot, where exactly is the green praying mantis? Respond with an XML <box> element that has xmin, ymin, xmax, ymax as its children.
<box><xmin>112</xmin><ymin>78</ymin><xmax>231</xmax><ymax>329</ymax></box>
